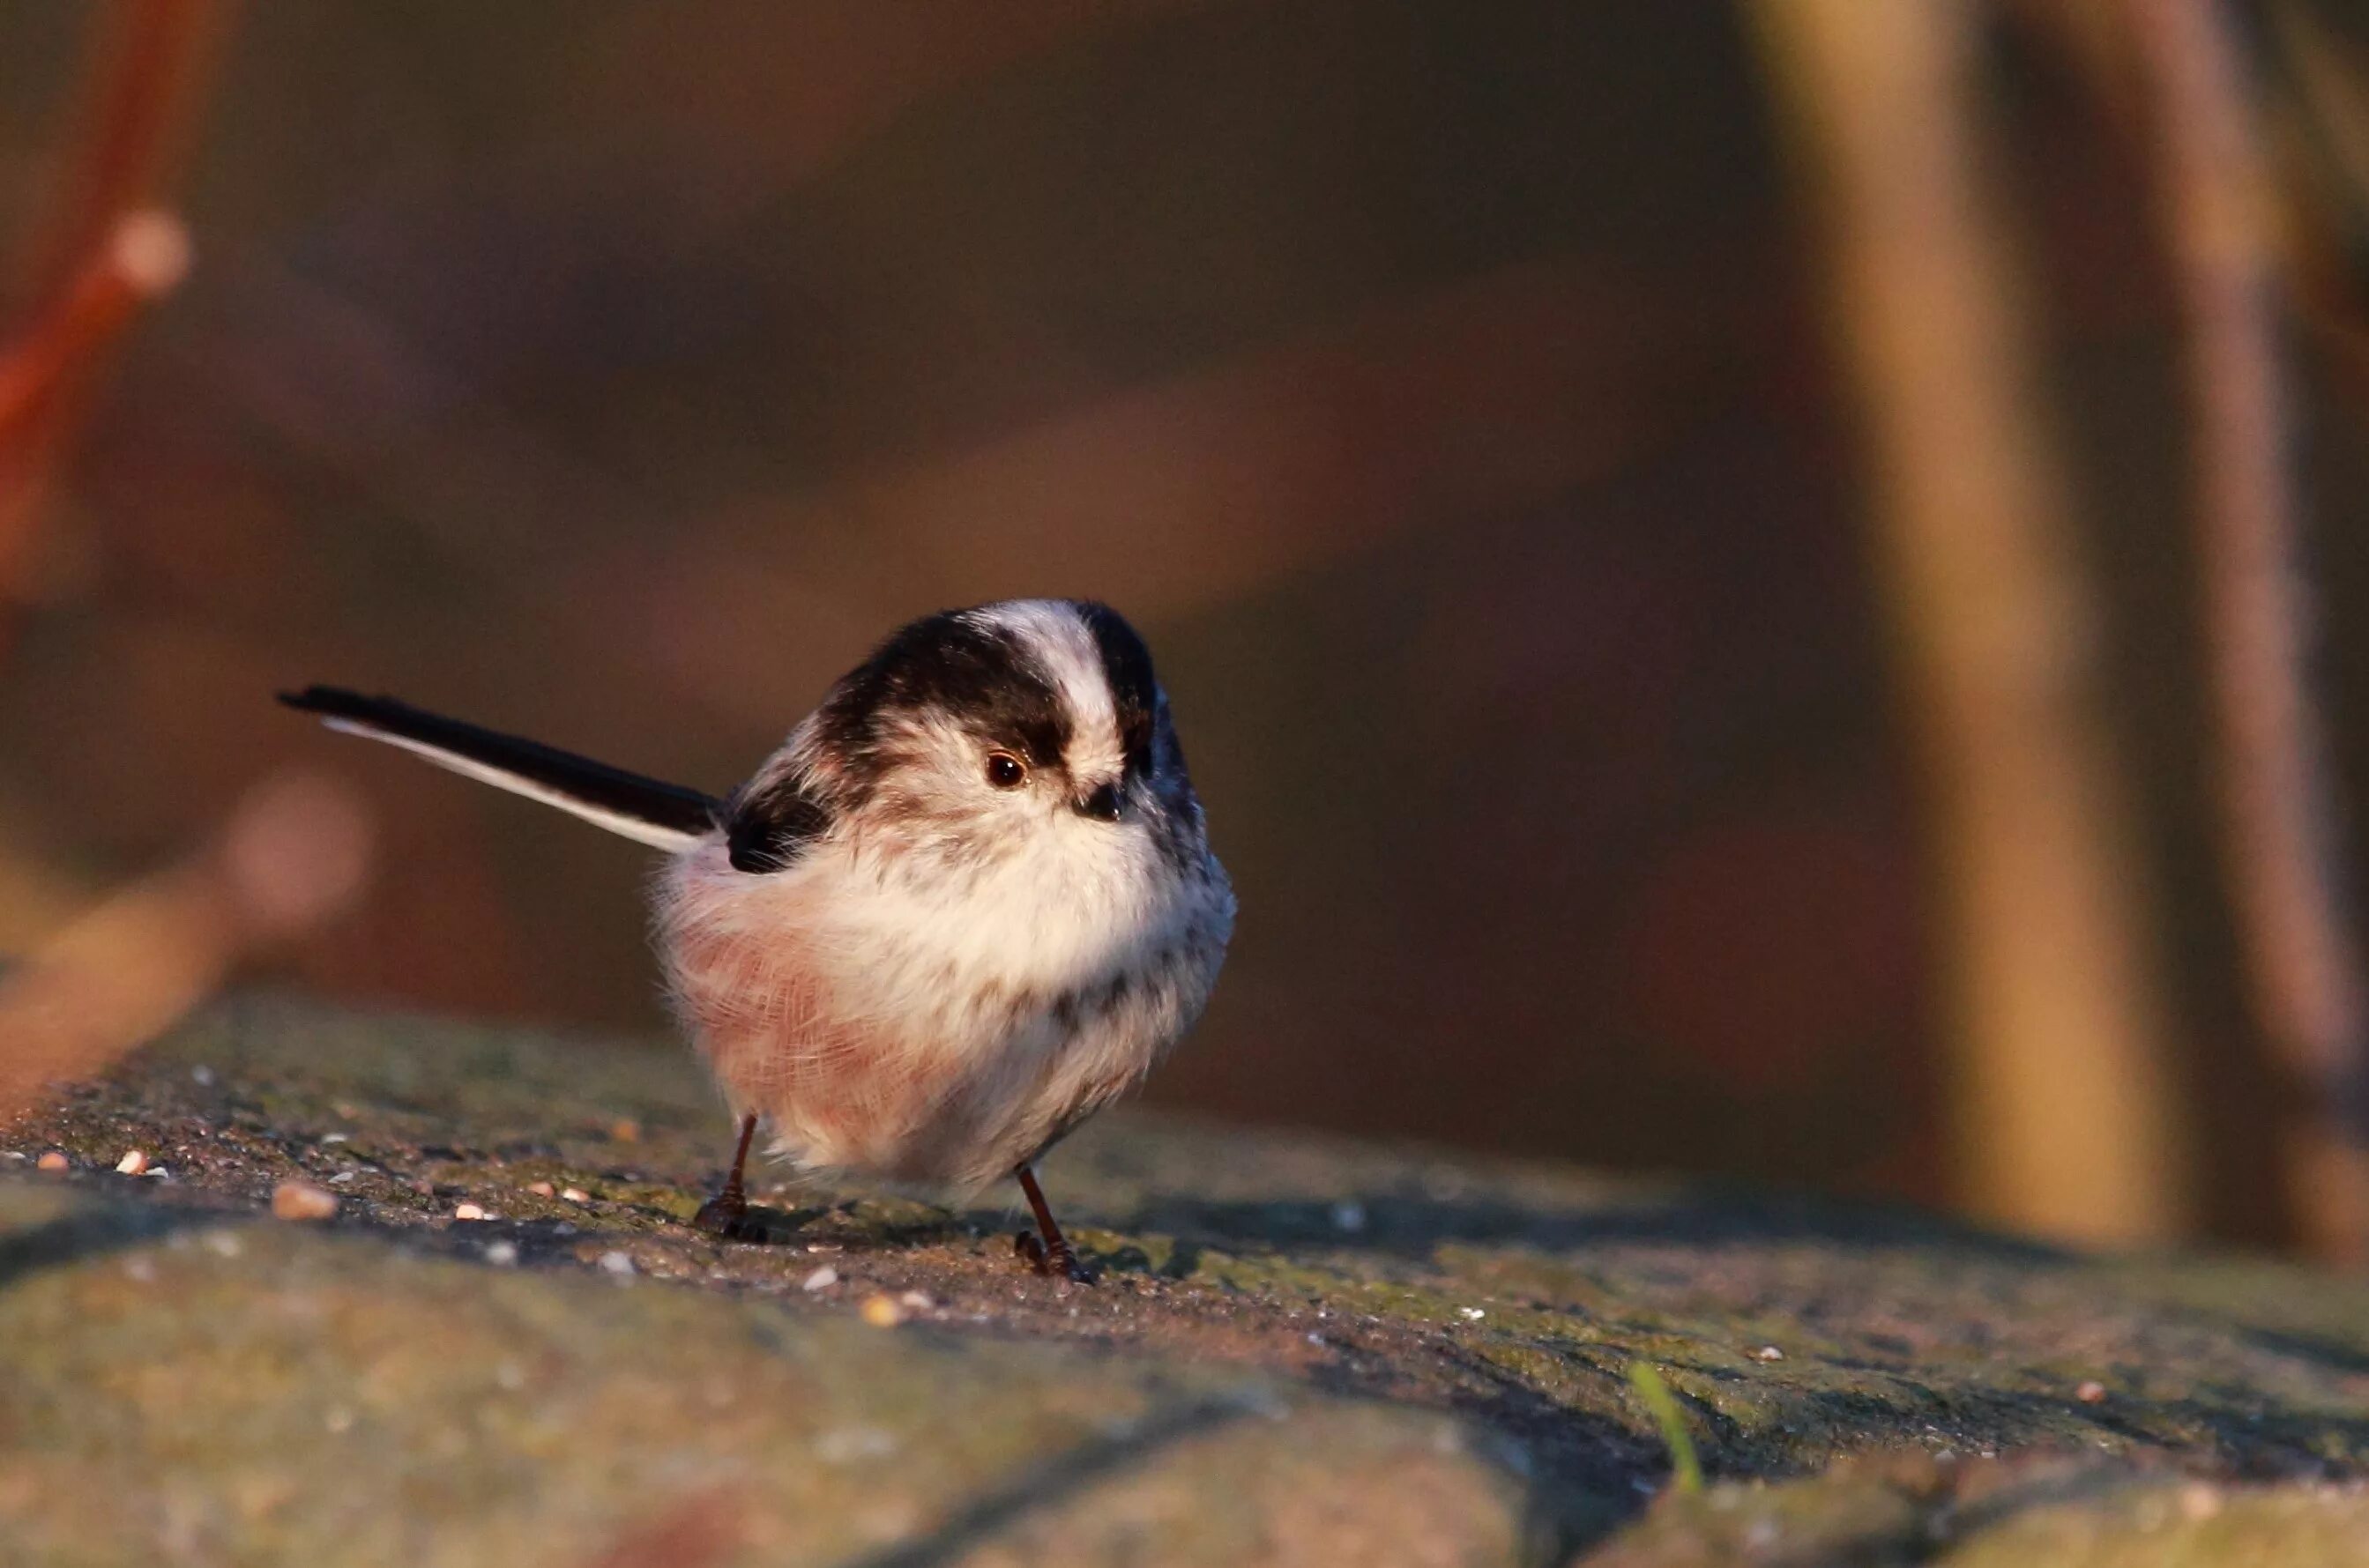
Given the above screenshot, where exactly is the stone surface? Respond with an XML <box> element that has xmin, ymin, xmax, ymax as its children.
<box><xmin>4</xmin><ymin>993</ymin><xmax>2369</xmax><ymax>1564</ymax></box>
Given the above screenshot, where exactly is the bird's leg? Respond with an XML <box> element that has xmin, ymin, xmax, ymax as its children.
<box><xmin>1011</xmin><ymin>1162</ymin><xmax>1091</xmax><ymax>1282</ymax></box>
<box><xmin>692</xmin><ymin>1113</ymin><xmax>764</xmax><ymax>1241</ymax></box>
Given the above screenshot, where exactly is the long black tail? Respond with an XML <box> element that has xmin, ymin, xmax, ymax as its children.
<box><xmin>278</xmin><ymin>686</ymin><xmax>721</xmax><ymax>851</ymax></box>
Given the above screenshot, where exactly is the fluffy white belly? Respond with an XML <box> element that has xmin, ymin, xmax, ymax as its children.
<box><xmin>652</xmin><ymin>833</ymin><xmax>1232</xmax><ymax>1191</ymax></box>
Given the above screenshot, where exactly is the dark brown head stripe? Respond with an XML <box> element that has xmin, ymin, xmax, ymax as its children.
<box><xmin>813</xmin><ymin>609</ymin><xmax>1071</xmax><ymax>784</ymax></box>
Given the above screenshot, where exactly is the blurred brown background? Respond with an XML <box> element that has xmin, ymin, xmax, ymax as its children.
<box><xmin>5</xmin><ymin>2</ymin><xmax>2369</xmax><ymax>1255</ymax></box>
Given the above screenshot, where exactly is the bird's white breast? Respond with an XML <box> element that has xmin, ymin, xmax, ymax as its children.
<box><xmin>651</xmin><ymin>818</ymin><xmax>1232</xmax><ymax>1191</ymax></box>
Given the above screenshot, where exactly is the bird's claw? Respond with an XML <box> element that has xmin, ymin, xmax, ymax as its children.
<box><xmin>1014</xmin><ymin>1229</ymin><xmax>1093</xmax><ymax>1283</ymax></box>
<box><xmin>693</xmin><ymin>1192</ymin><xmax>774</xmax><ymax>1244</ymax></box>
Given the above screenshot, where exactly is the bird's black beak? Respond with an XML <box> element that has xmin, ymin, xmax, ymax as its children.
<box><xmin>1074</xmin><ymin>782</ymin><xmax>1122</xmax><ymax>821</ymax></box>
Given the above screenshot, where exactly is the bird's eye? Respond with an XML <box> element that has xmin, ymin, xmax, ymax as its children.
<box><xmin>985</xmin><ymin>752</ymin><xmax>1028</xmax><ymax>789</ymax></box>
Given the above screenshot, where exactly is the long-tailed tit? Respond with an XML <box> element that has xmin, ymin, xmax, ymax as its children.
<box><xmin>282</xmin><ymin>598</ymin><xmax>1233</xmax><ymax>1280</ymax></box>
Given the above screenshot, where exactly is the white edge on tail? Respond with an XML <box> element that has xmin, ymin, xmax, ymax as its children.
<box><xmin>318</xmin><ymin>717</ymin><xmax>705</xmax><ymax>852</ymax></box>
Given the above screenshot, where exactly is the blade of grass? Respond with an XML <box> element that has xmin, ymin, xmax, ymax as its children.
<box><xmin>1626</xmin><ymin>1363</ymin><xmax>1703</xmax><ymax>1496</ymax></box>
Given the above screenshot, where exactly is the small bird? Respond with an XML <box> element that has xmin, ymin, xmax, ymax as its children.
<box><xmin>281</xmin><ymin>598</ymin><xmax>1233</xmax><ymax>1280</ymax></box>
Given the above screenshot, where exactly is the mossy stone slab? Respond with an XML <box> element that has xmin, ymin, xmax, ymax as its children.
<box><xmin>6</xmin><ymin>994</ymin><xmax>2369</xmax><ymax>1564</ymax></box>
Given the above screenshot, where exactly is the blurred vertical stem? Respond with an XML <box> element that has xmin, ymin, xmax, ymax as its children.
<box><xmin>2266</xmin><ymin>2</ymin><xmax>2369</xmax><ymax>395</ymax></box>
<box><xmin>2125</xmin><ymin>0</ymin><xmax>2369</xmax><ymax>1266</ymax></box>
<box><xmin>0</xmin><ymin>772</ymin><xmax>372</xmax><ymax>1119</ymax></box>
<box><xmin>1752</xmin><ymin>0</ymin><xmax>2191</xmax><ymax>1241</ymax></box>
<box><xmin>0</xmin><ymin>0</ymin><xmax>226</xmax><ymax>643</ymax></box>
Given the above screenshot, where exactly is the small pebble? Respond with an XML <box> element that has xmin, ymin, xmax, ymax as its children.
<box><xmin>142</xmin><ymin>1166</ymin><xmax>168</xmax><ymax>1180</ymax></box>
<box><xmin>860</xmin><ymin>1294</ymin><xmax>906</xmax><ymax>1327</ymax></box>
<box><xmin>271</xmin><ymin>1180</ymin><xmax>339</xmax><ymax>1222</ymax></box>
<box><xmin>190</xmin><ymin>1065</ymin><xmax>215</xmax><ymax>1086</ymax></box>
<box><xmin>319</xmin><ymin>1133</ymin><xmax>348</xmax><ymax>1145</ymax></box>
<box><xmin>561</xmin><ymin>1187</ymin><xmax>591</xmax><ymax>1204</ymax></box>
<box><xmin>2076</xmin><ymin>1380</ymin><xmax>2108</xmax><ymax>1404</ymax></box>
<box><xmin>801</xmin><ymin>1265</ymin><xmax>839</xmax><ymax>1292</ymax></box>
<box><xmin>1754</xmin><ymin>1345</ymin><xmax>1786</xmax><ymax>1362</ymax></box>
<box><xmin>598</xmin><ymin>1251</ymin><xmax>635</xmax><ymax>1276</ymax></box>
<box><xmin>483</xmin><ymin>1241</ymin><xmax>519</xmax><ymax>1267</ymax></box>
<box><xmin>453</xmin><ymin>1202</ymin><xmax>489</xmax><ymax>1222</ymax></box>
<box><xmin>115</xmin><ymin>1149</ymin><xmax>148</xmax><ymax>1176</ymax></box>
<box><xmin>1458</xmin><ymin>1307</ymin><xmax>1486</xmax><ymax>1321</ymax></box>
<box><xmin>35</xmin><ymin>1151</ymin><xmax>68</xmax><ymax>1172</ymax></box>
<box><xmin>898</xmin><ymin>1290</ymin><xmax>935</xmax><ymax>1311</ymax></box>
<box><xmin>525</xmin><ymin>1181</ymin><xmax>555</xmax><ymax>1198</ymax></box>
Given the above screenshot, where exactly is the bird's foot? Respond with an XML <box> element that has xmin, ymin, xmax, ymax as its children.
<box><xmin>1014</xmin><ymin>1228</ymin><xmax>1093</xmax><ymax>1283</ymax></box>
<box><xmin>692</xmin><ymin>1190</ymin><xmax>778</xmax><ymax>1244</ymax></box>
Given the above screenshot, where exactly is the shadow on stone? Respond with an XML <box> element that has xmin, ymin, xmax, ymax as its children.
<box><xmin>1117</xmin><ymin>1188</ymin><xmax>2075</xmax><ymax>1267</ymax></box>
<box><xmin>2224</xmin><ymin>1322</ymin><xmax>2369</xmax><ymax>1381</ymax></box>
<box><xmin>1405</xmin><ymin>1348</ymin><xmax>1655</xmax><ymax>1558</ymax></box>
<box><xmin>0</xmin><ymin>1195</ymin><xmax>215</xmax><ymax>1292</ymax></box>
<box><xmin>827</xmin><ymin>1393</ymin><xmax>1256</xmax><ymax>1568</ymax></box>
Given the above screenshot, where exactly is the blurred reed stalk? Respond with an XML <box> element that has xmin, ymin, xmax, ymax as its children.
<box><xmin>0</xmin><ymin>0</ymin><xmax>225</xmax><ymax>648</ymax></box>
<box><xmin>0</xmin><ymin>772</ymin><xmax>372</xmax><ymax>1120</ymax></box>
<box><xmin>0</xmin><ymin>0</ymin><xmax>264</xmax><ymax>1117</ymax></box>
<box><xmin>1753</xmin><ymin>0</ymin><xmax>2192</xmax><ymax>1243</ymax></box>
<box><xmin>0</xmin><ymin>209</ymin><xmax>188</xmax><ymax>441</ymax></box>
<box><xmin>2124</xmin><ymin>0</ymin><xmax>2369</xmax><ymax>1266</ymax></box>
<box><xmin>2265</xmin><ymin>4</ymin><xmax>2369</xmax><ymax>392</ymax></box>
